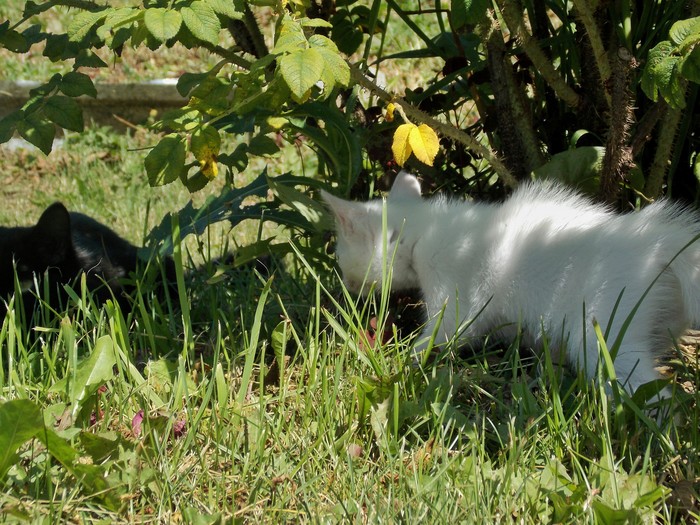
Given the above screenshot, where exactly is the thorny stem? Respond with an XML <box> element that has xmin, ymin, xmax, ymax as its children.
<box><xmin>242</xmin><ymin>2</ymin><xmax>269</xmax><ymax>59</ymax></box>
<box><xmin>496</xmin><ymin>0</ymin><xmax>581</xmax><ymax>110</ymax></box>
<box><xmin>571</xmin><ymin>0</ymin><xmax>612</xmax><ymax>108</ymax></box>
<box><xmin>486</xmin><ymin>13</ymin><xmax>544</xmax><ymax>178</ymax></box>
<box><xmin>349</xmin><ymin>66</ymin><xmax>518</xmax><ymax>189</ymax></box>
<box><xmin>629</xmin><ymin>99</ymin><xmax>667</xmax><ymax>158</ymax></box>
<box><xmin>599</xmin><ymin>48</ymin><xmax>637</xmax><ymax>204</ymax></box>
<box><xmin>644</xmin><ymin>104</ymin><xmax>683</xmax><ymax>199</ymax></box>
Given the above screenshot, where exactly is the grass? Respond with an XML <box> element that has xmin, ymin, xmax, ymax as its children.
<box><xmin>1</xmin><ymin>1</ymin><xmax>699</xmax><ymax>522</ymax></box>
<box><xmin>1</xmin><ymin>247</ymin><xmax>697</xmax><ymax>522</ymax></box>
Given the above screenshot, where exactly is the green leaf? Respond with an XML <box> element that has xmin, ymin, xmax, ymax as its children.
<box><xmin>190</xmin><ymin>124</ymin><xmax>221</xmax><ymax>161</ymax></box>
<box><xmin>74</xmin><ymin>49</ymin><xmax>108</xmax><ymax>68</ymax></box>
<box><xmin>274</xmin><ymin>17</ymin><xmax>307</xmax><ymax>52</ymax></box>
<box><xmin>147</xmin><ymin>171</ymin><xmax>316</xmax><ymax>254</ymax></box>
<box><xmin>181</xmin><ymin>1</ymin><xmax>221</xmax><ymax>45</ymax></box>
<box><xmin>270</xmin><ymin>320</ymin><xmax>291</xmax><ymax>358</ymax></box>
<box><xmin>145</xmin><ymin>359</ymin><xmax>179</xmax><ymax>394</ymax></box>
<box><xmin>80</xmin><ymin>431</ymin><xmax>132</xmax><ymax>464</ymax></box>
<box><xmin>247</xmin><ymin>134</ymin><xmax>279</xmax><ymax>156</ymax></box>
<box><xmin>330</xmin><ymin>15</ymin><xmax>364</xmax><ymax>55</ymax></box>
<box><xmin>310</xmin><ymin>35</ymin><xmax>351</xmax><ymax>92</ymax></box>
<box><xmin>642</xmin><ymin>41</ymin><xmax>686</xmax><ymax>108</ymax></box>
<box><xmin>299</xmin><ymin>17</ymin><xmax>333</xmax><ymax>29</ymax></box>
<box><xmin>144</xmin><ymin>8</ymin><xmax>183</xmax><ymax>42</ymax></box>
<box><xmin>145</xmin><ymin>134</ymin><xmax>187</xmax><ymax>186</ymax></box>
<box><xmin>97</xmin><ymin>7</ymin><xmax>141</xmax><ymax>44</ymax></box>
<box><xmin>268</xmin><ymin>176</ymin><xmax>331</xmax><ymax>231</ymax></box>
<box><xmin>189</xmin><ymin>75</ymin><xmax>231</xmax><ymax>115</ymax></box>
<box><xmin>680</xmin><ymin>46</ymin><xmax>700</xmax><ymax>83</ymax></box>
<box><xmin>0</xmin><ymin>400</ymin><xmax>44</xmax><ymax>479</ymax></box>
<box><xmin>0</xmin><ymin>26</ymin><xmax>29</xmax><ymax>53</ymax></box>
<box><xmin>0</xmin><ymin>111</ymin><xmax>23</xmax><ymax>143</ymax></box>
<box><xmin>50</xmin><ymin>336</ymin><xmax>116</xmax><ymax>417</ymax></box>
<box><xmin>182</xmin><ymin>508</ymin><xmax>222</xmax><ymax>525</ymax></box>
<box><xmin>157</xmin><ymin>108</ymin><xmax>201</xmax><ymax>132</ymax></box>
<box><xmin>284</xmin><ymin>102</ymin><xmax>363</xmax><ymax>193</ymax></box>
<box><xmin>204</xmin><ymin>0</ymin><xmax>243</xmax><ymax>19</ymax></box>
<box><xmin>532</xmin><ymin>146</ymin><xmax>604</xmax><ymax>194</ymax></box>
<box><xmin>43</xmin><ymin>96</ymin><xmax>84</xmax><ymax>132</ymax></box>
<box><xmin>59</xmin><ymin>71</ymin><xmax>97</xmax><ymax>97</ymax></box>
<box><xmin>669</xmin><ymin>16</ymin><xmax>700</xmax><ymax>47</ymax></box>
<box><xmin>68</xmin><ymin>9</ymin><xmax>107</xmax><ymax>42</ymax></box>
<box><xmin>658</xmin><ymin>57</ymin><xmax>686</xmax><ymax>109</ymax></box>
<box><xmin>279</xmin><ymin>48</ymin><xmax>325</xmax><ymax>102</ymax></box>
<box><xmin>177</xmin><ymin>71</ymin><xmax>209</xmax><ymax>97</ymax></box>
<box><xmin>34</xmin><ymin>428</ymin><xmax>121</xmax><ymax>510</ymax></box>
<box><xmin>17</xmin><ymin>114</ymin><xmax>55</xmax><ymax>154</ymax></box>
<box><xmin>451</xmin><ymin>0</ymin><xmax>490</xmax><ymax>28</ymax></box>
<box><xmin>641</xmin><ymin>41</ymin><xmax>673</xmax><ymax>101</ymax></box>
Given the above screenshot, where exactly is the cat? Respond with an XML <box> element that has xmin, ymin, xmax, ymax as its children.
<box><xmin>0</xmin><ymin>202</ymin><xmax>175</xmax><ymax>322</ymax></box>
<box><xmin>322</xmin><ymin>171</ymin><xmax>700</xmax><ymax>397</ymax></box>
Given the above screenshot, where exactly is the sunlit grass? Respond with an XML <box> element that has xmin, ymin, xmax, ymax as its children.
<box><xmin>1</xmin><ymin>241</ymin><xmax>695</xmax><ymax>521</ymax></box>
<box><xmin>0</xmin><ymin>0</ymin><xmax>698</xmax><ymax>521</ymax></box>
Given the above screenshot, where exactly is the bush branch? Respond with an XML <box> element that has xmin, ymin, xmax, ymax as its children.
<box><xmin>599</xmin><ymin>48</ymin><xmax>637</xmax><ymax>204</ymax></box>
<box><xmin>644</xmin><ymin>105</ymin><xmax>682</xmax><ymax>199</ymax></box>
<box><xmin>485</xmin><ymin>14</ymin><xmax>544</xmax><ymax>179</ymax></box>
<box><xmin>571</xmin><ymin>0</ymin><xmax>612</xmax><ymax>108</ymax></box>
<box><xmin>496</xmin><ymin>0</ymin><xmax>581</xmax><ymax>109</ymax></box>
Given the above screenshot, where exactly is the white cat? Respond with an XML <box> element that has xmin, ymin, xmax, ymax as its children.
<box><xmin>322</xmin><ymin>171</ymin><xmax>700</xmax><ymax>396</ymax></box>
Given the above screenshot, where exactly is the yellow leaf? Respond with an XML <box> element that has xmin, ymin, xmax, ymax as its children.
<box><xmin>408</xmin><ymin>124</ymin><xmax>439</xmax><ymax>166</ymax></box>
<box><xmin>385</xmin><ymin>102</ymin><xmax>395</xmax><ymax>122</ymax></box>
<box><xmin>392</xmin><ymin>123</ymin><xmax>415</xmax><ymax>167</ymax></box>
<box><xmin>200</xmin><ymin>156</ymin><xmax>218</xmax><ymax>180</ymax></box>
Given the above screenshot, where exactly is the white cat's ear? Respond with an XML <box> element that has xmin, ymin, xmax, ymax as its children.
<box><xmin>320</xmin><ymin>190</ymin><xmax>360</xmax><ymax>234</ymax></box>
<box><xmin>389</xmin><ymin>171</ymin><xmax>422</xmax><ymax>200</ymax></box>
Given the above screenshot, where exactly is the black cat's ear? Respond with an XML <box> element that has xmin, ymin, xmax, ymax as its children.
<box><xmin>389</xmin><ymin>171</ymin><xmax>422</xmax><ymax>200</ymax></box>
<box><xmin>33</xmin><ymin>203</ymin><xmax>73</xmax><ymax>258</ymax></box>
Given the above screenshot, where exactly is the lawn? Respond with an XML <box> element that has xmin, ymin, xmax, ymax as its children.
<box><xmin>1</xmin><ymin>1</ymin><xmax>699</xmax><ymax>523</ymax></box>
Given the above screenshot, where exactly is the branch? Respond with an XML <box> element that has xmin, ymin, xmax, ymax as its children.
<box><xmin>485</xmin><ymin>15</ymin><xmax>544</xmax><ymax>178</ymax></box>
<box><xmin>644</xmin><ymin>105</ymin><xmax>682</xmax><ymax>199</ymax></box>
<box><xmin>629</xmin><ymin>99</ymin><xmax>667</xmax><ymax>157</ymax></box>
<box><xmin>571</xmin><ymin>0</ymin><xmax>612</xmax><ymax>108</ymax></box>
<box><xmin>496</xmin><ymin>0</ymin><xmax>581</xmax><ymax>109</ymax></box>
<box><xmin>349</xmin><ymin>66</ymin><xmax>518</xmax><ymax>189</ymax></box>
<box><xmin>599</xmin><ymin>48</ymin><xmax>637</xmax><ymax>204</ymax></box>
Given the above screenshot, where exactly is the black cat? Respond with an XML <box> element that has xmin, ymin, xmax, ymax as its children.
<box><xmin>0</xmin><ymin>202</ymin><xmax>175</xmax><ymax>321</ymax></box>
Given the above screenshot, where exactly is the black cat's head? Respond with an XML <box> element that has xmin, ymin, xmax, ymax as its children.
<box><xmin>0</xmin><ymin>203</ymin><xmax>75</xmax><ymax>299</ymax></box>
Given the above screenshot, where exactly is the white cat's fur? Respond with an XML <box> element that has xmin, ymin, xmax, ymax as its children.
<box><xmin>322</xmin><ymin>171</ymin><xmax>700</xmax><ymax>395</ymax></box>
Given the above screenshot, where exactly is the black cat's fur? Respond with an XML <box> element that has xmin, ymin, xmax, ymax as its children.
<box><xmin>0</xmin><ymin>202</ymin><xmax>175</xmax><ymax>321</ymax></box>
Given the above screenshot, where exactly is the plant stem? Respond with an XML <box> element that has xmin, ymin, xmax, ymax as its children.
<box><xmin>571</xmin><ymin>0</ymin><xmax>612</xmax><ymax>108</ymax></box>
<box><xmin>485</xmin><ymin>22</ymin><xmax>544</xmax><ymax>179</ymax></box>
<box><xmin>644</xmin><ymin>105</ymin><xmax>682</xmax><ymax>199</ymax></box>
<box><xmin>629</xmin><ymin>99</ymin><xmax>667</xmax><ymax>157</ymax></box>
<box><xmin>496</xmin><ymin>0</ymin><xmax>581</xmax><ymax>109</ymax></box>
<box><xmin>349</xmin><ymin>66</ymin><xmax>518</xmax><ymax>189</ymax></box>
<box><xmin>599</xmin><ymin>48</ymin><xmax>637</xmax><ymax>204</ymax></box>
